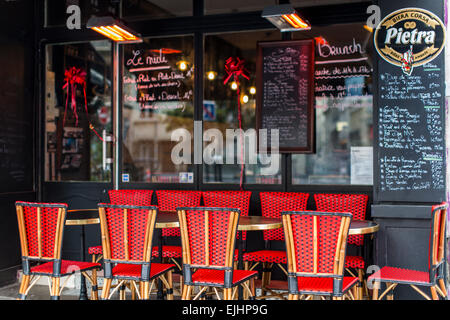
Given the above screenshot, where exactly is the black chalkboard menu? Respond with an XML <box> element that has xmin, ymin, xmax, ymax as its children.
<box><xmin>256</xmin><ymin>40</ymin><xmax>315</xmax><ymax>153</ymax></box>
<box><xmin>374</xmin><ymin>1</ymin><xmax>446</xmax><ymax>202</ymax></box>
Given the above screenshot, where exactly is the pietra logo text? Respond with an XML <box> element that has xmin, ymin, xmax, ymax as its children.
<box><xmin>374</xmin><ymin>8</ymin><xmax>445</xmax><ymax>75</ymax></box>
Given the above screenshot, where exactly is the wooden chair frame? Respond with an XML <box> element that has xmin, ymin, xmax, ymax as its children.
<box><xmin>16</xmin><ymin>202</ymin><xmax>99</xmax><ymax>300</ymax></box>
<box><xmin>98</xmin><ymin>204</ymin><xmax>175</xmax><ymax>300</ymax></box>
<box><xmin>178</xmin><ymin>207</ymin><xmax>257</xmax><ymax>300</ymax></box>
<box><xmin>371</xmin><ymin>203</ymin><xmax>448</xmax><ymax>300</ymax></box>
<box><xmin>314</xmin><ymin>193</ymin><xmax>369</xmax><ymax>299</ymax></box>
<box><xmin>282</xmin><ymin>211</ymin><xmax>358</xmax><ymax>300</ymax></box>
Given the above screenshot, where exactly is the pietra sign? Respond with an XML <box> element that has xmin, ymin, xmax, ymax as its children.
<box><xmin>374</xmin><ymin>8</ymin><xmax>446</xmax><ymax>75</ymax></box>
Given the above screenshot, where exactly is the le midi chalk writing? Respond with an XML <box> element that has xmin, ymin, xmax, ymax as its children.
<box><xmin>123</xmin><ymin>48</ymin><xmax>193</xmax><ymax>111</ymax></box>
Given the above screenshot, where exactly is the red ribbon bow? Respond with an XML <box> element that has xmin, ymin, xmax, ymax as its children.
<box><xmin>223</xmin><ymin>57</ymin><xmax>249</xmax><ymax>190</ymax></box>
<box><xmin>62</xmin><ymin>67</ymin><xmax>103</xmax><ymax>141</ymax></box>
<box><xmin>223</xmin><ymin>57</ymin><xmax>250</xmax><ymax>85</ymax></box>
<box><xmin>63</xmin><ymin>67</ymin><xmax>87</xmax><ymax>127</ymax></box>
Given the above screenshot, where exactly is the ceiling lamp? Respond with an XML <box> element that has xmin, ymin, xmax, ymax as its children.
<box><xmin>262</xmin><ymin>4</ymin><xmax>311</xmax><ymax>32</ymax></box>
<box><xmin>87</xmin><ymin>16</ymin><xmax>142</xmax><ymax>43</ymax></box>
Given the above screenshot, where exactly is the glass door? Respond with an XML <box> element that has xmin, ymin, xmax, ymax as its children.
<box><xmin>44</xmin><ymin>40</ymin><xmax>114</xmax><ymax>183</ymax></box>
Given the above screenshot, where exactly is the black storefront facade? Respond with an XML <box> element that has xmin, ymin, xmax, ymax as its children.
<box><xmin>0</xmin><ymin>0</ymin><xmax>447</xmax><ymax>300</ymax></box>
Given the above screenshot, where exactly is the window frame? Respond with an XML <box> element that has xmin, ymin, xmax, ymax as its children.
<box><xmin>37</xmin><ymin>0</ymin><xmax>373</xmax><ymax>194</ymax></box>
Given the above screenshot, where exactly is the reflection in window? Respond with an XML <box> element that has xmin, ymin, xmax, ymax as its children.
<box><xmin>204</xmin><ymin>30</ymin><xmax>282</xmax><ymax>184</ymax></box>
<box><xmin>122</xmin><ymin>0</ymin><xmax>192</xmax><ymax>20</ymax></box>
<box><xmin>292</xmin><ymin>23</ymin><xmax>373</xmax><ymax>185</ymax></box>
<box><xmin>204</xmin><ymin>0</ymin><xmax>277</xmax><ymax>15</ymax></box>
<box><xmin>45</xmin><ymin>41</ymin><xmax>112</xmax><ymax>182</ymax></box>
<box><xmin>122</xmin><ymin>36</ymin><xmax>194</xmax><ymax>183</ymax></box>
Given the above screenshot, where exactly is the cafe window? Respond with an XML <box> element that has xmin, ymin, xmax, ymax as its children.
<box><xmin>122</xmin><ymin>35</ymin><xmax>194</xmax><ymax>183</ymax></box>
<box><xmin>44</xmin><ymin>40</ymin><xmax>112</xmax><ymax>182</ymax></box>
<box><xmin>204</xmin><ymin>30</ymin><xmax>282</xmax><ymax>184</ymax></box>
<box><xmin>204</xmin><ymin>0</ymin><xmax>277</xmax><ymax>15</ymax></box>
<box><xmin>292</xmin><ymin>23</ymin><xmax>374</xmax><ymax>185</ymax></box>
<box><xmin>122</xmin><ymin>0</ymin><xmax>193</xmax><ymax>20</ymax></box>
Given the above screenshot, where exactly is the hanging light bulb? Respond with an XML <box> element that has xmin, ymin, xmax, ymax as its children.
<box><xmin>177</xmin><ymin>60</ymin><xmax>188</xmax><ymax>71</ymax></box>
<box><xmin>242</xmin><ymin>95</ymin><xmax>249</xmax><ymax>104</ymax></box>
<box><xmin>207</xmin><ymin>71</ymin><xmax>216</xmax><ymax>80</ymax></box>
<box><xmin>249</xmin><ymin>87</ymin><xmax>256</xmax><ymax>95</ymax></box>
<box><xmin>231</xmin><ymin>81</ymin><xmax>238</xmax><ymax>90</ymax></box>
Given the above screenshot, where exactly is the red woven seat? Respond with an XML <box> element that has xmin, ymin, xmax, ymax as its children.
<box><xmin>156</xmin><ymin>190</ymin><xmax>202</xmax><ymax>237</ymax></box>
<box><xmin>88</xmin><ymin>190</ymin><xmax>154</xmax><ymax>265</ymax></box>
<box><xmin>151</xmin><ymin>246</ymin><xmax>239</xmax><ymax>260</ymax></box>
<box><xmin>98</xmin><ymin>204</ymin><xmax>175</xmax><ymax>300</ymax></box>
<box><xmin>15</xmin><ymin>202</ymin><xmax>100</xmax><ymax>300</ymax></box>
<box><xmin>345</xmin><ymin>255</ymin><xmax>365</xmax><ymax>269</ymax></box>
<box><xmin>244</xmin><ymin>192</ymin><xmax>309</xmax><ymax>299</ymax></box>
<box><xmin>155</xmin><ymin>191</ymin><xmax>202</xmax><ymax>270</ymax></box>
<box><xmin>314</xmin><ymin>193</ymin><xmax>369</xmax><ymax>298</ymax></box>
<box><xmin>368</xmin><ymin>266</ymin><xmax>430</xmax><ymax>285</ymax></box>
<box><xmin>202</xmin><ymin>191</ymin><xmax>251</xmax><ymax>241</ymax></box>
<box><xmin>112</xmin><ymin>263</ymin><xmax>176</xmax><ymax>279</ymax></box>
<box><xmin>243</xmin><ymin>250</ymin><xmax>287</xmax><ymax>264</ymax></box>
<box><xmin>108</xmin><ymin>190</ymin><xmax>153</xmax><ymax>206</ymax></box>
<box><xmin>30</xmin><ymin>260</ymin><xmax>101</xmax><ymax>276</ymax></box>
<box><xmin>296</xmin><ymin>276</ymin><xmax>359</xmax><ymax>294</ymax></box>
<box><xmin>191</xmin><ymin>269</ymin><xmax>258</xmax><ymax>286</ymax></box>
<box><xmin>369</xmin><ymin>203</ymin><xmax>448</xmax><ymax>300</ymax></box>
<box><xmin>178</xmin><ymin>207</ymin><xmax>258</xmax><ymax>300</ymax></box>
<box><xmin>282</xmin><ymin>211</ymin><xmax>359</xmax><ymax>300</ymax></box>
<box><xmin>88</xmin><ymin>245</ymin><xmax>102</xmax><ymax>255</ymax></box>
<box><xmin>151</xmin><ymin>246</ymin><xmax>182</xmax><ymax>258</ymax></box>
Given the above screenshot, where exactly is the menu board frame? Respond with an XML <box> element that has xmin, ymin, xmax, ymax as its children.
<box><xmin>256</xmin><ymin>39</ymin><xmax>315</xmax><ymax>153</ymax></box>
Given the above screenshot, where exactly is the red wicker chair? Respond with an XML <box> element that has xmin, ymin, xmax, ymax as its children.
<box><xmin>154</xmin><ymin>190</ymin><xmax>202</xmax><ymax>269</ymax></box>
<box><xmin>98</xmin><ymin>204</ymin><xmax>175</xmax><ymax>300</ymax></box>
<box><xmin>16</xmin><ymin>202</ymin><xmax>101</xmax><ymax>300</ymax></box>
<box><xmin>243</xmin><ymin>192</ymin><xmax>309</xmax><ymax>299</ymax></box>
<box><xmin>314</xmin><ymin>193</ymin><xmax>369</xmax><ymax>299</ymax></box>
<box><xmin>202</xmin><ymin>191</ymin><xmax>252</xmax><ymax>261</ymax></box>
<box><xmin>89</xmin><ymin>190</ymin><xmax>154</xmax><ymax>264</ymax></box>
<box><xmin>282</xmin><ymin>210</ymin><xmax>359</xmax><ymax>300</ymax></box>
<box><xmin>178</xmin><ymin>207</ymin><xmax>258</xmax><ymax>300</ymax></box>
<box><xmin>369</xmin><ymin>203</ymin><xmax>448</xmax><ymax>300</ymax></box>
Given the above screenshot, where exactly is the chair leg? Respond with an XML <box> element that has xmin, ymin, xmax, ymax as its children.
<box><xmin>385</xmin><ymin>282</ymin><xmax>394</xmax><ymax>300</ymax></box>
<box><xmin>430</xmin><ymin>286</ymin><xmax>439</xmax><ymax>300</ymax></box>
<box><xmin>223</xmin><ymin>288</ymin><xmax>232</xmax><ymax>300</ymax></box>
<box><xmin>101</xmin><ymin>279</ymin><xmax>112</xmax><ymax>300</ymax></box>
<box><xmin>90</xmin><ymin>270</ymin><xmax>99</xmax><ymax>300</ymax></box>
<box><xmin>351</xmin><ymin>285</ymin><xmax>359</xmax><ymax>300</ymax></box>
<box><xmin>141</xmin><ymin>281</ymin><xmax>150</xmax><ymax>300</ymax></box>
<box><xmin>166</xmin><ymin>271</ymin><xmax>174</xmax><ymax>300</ymax></box>
<box><xmin>438</xmin><ymin>279</ymin><xmax>447</xmax><ymax>297</ymax></box>
<box><xmin>130</xmin><ymin>281</ymin><xmax>136</xmax><ymax>300</ymax></box>
<box><xmin>261</xmin><ymin>262</ymin><xmax>272</xmax><ymax>295</ymax></box>
<box><xmin>119</xmin><ymin>283</ymin><xmax>126</xmax><ymax>300</ymax></box>
<box><xmin>372</xmin><ymin>281</ymin><xmax>380</xmax><ymax>300</ymax></box>
<box><xmin>250</xmin><ymin>278</ymin><xmax>255</xmax><ymax>299</ymax></box>
<box><xmin>183</xmin><ymin>285</ymin><xmax>193</xmax><ymax>300</ymax></box>
<box><xmin>50</xmin><ymin>277</ymin><xmax>60</xmax><ymax>300</ymax></box>
<box><xmin>18</xmin><ymin>274</ymin><xmax>31</xmax><ymax>300</ymax></box>
<box><xmin>357</xmin><ymin>268</ymin><xmax>364</xmax><ymax>299</ymax></box>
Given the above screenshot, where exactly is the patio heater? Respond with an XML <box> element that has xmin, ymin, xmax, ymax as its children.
<box><xmin>87</xmin><ymin>16</ymin><xmax>142</xmax><ymax>189</ymax></box>
<box><xmin>261</xmin><ymin>4</ymin><xmax>311</xmax><ymax>31</ymax></box>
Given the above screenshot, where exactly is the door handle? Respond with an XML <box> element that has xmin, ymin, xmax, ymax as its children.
<box><xmin>102</xmin><ymin>130</ymin><xmax>114</xmax><ymax>171</ymax></box>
